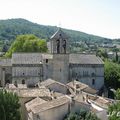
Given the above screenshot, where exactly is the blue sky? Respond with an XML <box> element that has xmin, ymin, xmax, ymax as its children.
<box><xmin>0</xmin><ymin>0</ymin><xmax>120</xmax><ymax>38</ymax></box>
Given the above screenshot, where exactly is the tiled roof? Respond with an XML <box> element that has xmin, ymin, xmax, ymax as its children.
<box><xmin>69</xmin><ymin>54</ymin><xmax>104</xmax><ymax>64</ymax></box>
<box><xmin>12</xmin><ymin>53</ymin><xmax>43</xmax><ymax>64</ymax></box>
<box><xmin>32</xmin><ymin>96</ymin><xmax>70</xmax><ymax>114</ymax></box>
<box><xmin>25</xmin><ymin>97</ymin><xmax>46</xmax><ymax>112</ymax></box>
<box><xmin>40</xmin><ymin>79</ymin><xmax>66</xmax><ymax>87</ymax></box>
<box><xmin>67</xmin><ymin>80</ymin><xmax>88</xmax><ymax>90</ymax></box>
<box><xmin>18</xmin><ymin>88</ymin><xmax>51</xmax><ymax>97</ymax></box>
<box><xmin>12</xmin><ymin>53</ymin><xmax>53</xmax><ymax>64</ymax></box>
<box><xmin>67</xmin><ymin>80</ymin><xmax>97</xmax><ymax>95</ymax></box>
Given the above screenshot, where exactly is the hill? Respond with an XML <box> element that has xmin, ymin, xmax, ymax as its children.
<box><xmin>0</xmin><ymin>18</ymin><xmax>112</xmax><ymax>44</ymax></box>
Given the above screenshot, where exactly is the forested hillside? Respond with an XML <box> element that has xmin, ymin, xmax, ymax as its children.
<box><xmin>0</xmin><ymin>18</ymin><xmax>111</xmax><ymax>43</ymax></box>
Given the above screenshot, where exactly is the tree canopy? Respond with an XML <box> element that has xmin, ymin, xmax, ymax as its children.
<box><xmin>5</xmin><ymin>34</ymin><xmax>48</xmax><ymax>57</ymax></box>
<box><xmin>108</xmin><ymin>102</ymin><xmax>120</xmax><ymax>120</ymax></box>
<box><xmin>104</xmin><ymin>60</ymin><xmax>120</xmax><ymax>89</ymax></box>
<box><xmin>0</xmin><ymin>90</ymin><xmax>21</xmax><ymax>120</ymax></box>
<box><xmin>64</xmin><ymin>109</ymin><xmax>100</xmax><ymax>120</ymax></box>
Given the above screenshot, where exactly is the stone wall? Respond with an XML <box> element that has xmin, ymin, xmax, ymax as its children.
<box><xmin>69</xmin><ymin>64</ymin><xmax>104</xmax><ymax>89</ymax></box>
<box><xmin>52</xmin><ymin>54</ymin><xmax>69</xmax><ymax>84</ymax></box>
<box><xmin>12</xmin><ymin>66</ymin><xmax>43</xmax><ymax>86</ymax></box>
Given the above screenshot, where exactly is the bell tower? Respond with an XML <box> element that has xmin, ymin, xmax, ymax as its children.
<box><xmin>50</xmin><ymin>28</ymin><xmax>69</xmax><ymax>54</ymax></box>
<box><xmin>50</xmin><ymin>28</ymin><xmax>69</xmax><ymax>84</ymax></box>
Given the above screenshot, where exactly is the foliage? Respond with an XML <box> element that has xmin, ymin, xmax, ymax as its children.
<box><xmin>0</xmin><ymin>18</ymin><xmax>110</xmax><ymax>47</ymax></box>
<box><xmin>115</xmin><ymin>88</ymin><xmax>120</xmax><ymax>100</ymax></box>
<box><xmin>104</xmin><ymin>60</ymin><xmax>120</xmax><ymax>89</ymax></box>
<box><xmin>5</xmin><ymin>34</ymin><xmax>48</xmax><ymax>57</ymax></box>
<box><xmin>96</xmin><ymin>49</ymin><xmax>108</xmax><ymax>59</ymax></box>
<box><xmin>0</xmin><ymin>89</ymin><xmax>21</xmax><ymax>120</ymax></box>
<box><xmin>108</xmin><ymin>102</ymin><xmax>120</xmax><ymax>120</ymax></box>
<box><xmin>64</xmin><ymin>109</ymin><xmax>100</xmax><ymax>120</ymax></box>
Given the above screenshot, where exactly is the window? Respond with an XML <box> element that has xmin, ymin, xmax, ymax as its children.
<box><xmin>92</xmin><ymin>79</ymin><xmax>95</xmax><ymax>85</ymax></box>
<box><xmin>22</xmin><ymin>79</ymin><xmax>25</xmax><ymax>84</ymax></box>
<box><xmin>46</xmin><ymin>59</ymin><xmax>48</xmax><ymax>63</ymax></box>
<box><xmin>14</xmin><ymin>81</ymin><xmax>18</xmax><ymax>87</ymax></box>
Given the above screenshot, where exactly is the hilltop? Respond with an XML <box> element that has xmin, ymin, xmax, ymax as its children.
<box><xmin>0</xmin><ymin>18</ymin><xmax>111</xmax><ymax>43</ymax></box>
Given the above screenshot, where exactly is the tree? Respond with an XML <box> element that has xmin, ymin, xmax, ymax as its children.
<box><xmin>115</xmin><ymin>88</ymin><xmax>120</xmax><ymax>100</ymax></box>
<box><xmin>108</xmin><ymin>102</ymin><xmax>120</xmax><ymax>120</ymax></box>
<box><xmin>64</xmin><ymin>109</ymin><xmax>100</xmax><ymax>120</ymax></box>
<box><xmin>5</xmin><ymin>34</ymin><xmax>48</xmax><ymax>57</ymax></box>
<box><xmin>0</xmin><ymin>90</ymin><xmax>21</xmax><ymax>120</ymax></box>
<box><xmin>104</xmin><ymin>60</ymin><xmax>120</xmax><ymax>89</ymax></box>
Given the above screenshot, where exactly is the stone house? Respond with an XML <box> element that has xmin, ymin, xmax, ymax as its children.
<box><xmin>26</xmin><ymin>96</ymin><xmax>71</xmax><ymax>120</ymax></box>
<box><xmin>39</xmin><ymin>78</ymin><xmax>69</xmax><ymax>94</ymax></box>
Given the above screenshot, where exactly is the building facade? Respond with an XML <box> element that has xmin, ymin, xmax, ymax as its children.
<box><xmin>0</xmin><ymin>28</ymin><xmax>104</xmax><ymax>90</ymax></box>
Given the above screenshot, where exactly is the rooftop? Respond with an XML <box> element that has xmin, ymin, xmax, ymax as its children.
<box><xmin>69</xmin><ymin>54</ymin><xmax>104</xmax><ymax>64</ymax></box>
<box><xmin>50</xmin><ymin>28</ymin><xmax>68</xmax><ymax>39</ymax></box>
<box><xmin>40</xmin><ymin>78</ymin><xmax>67</xmax><ymax>88</ymax></box>
<box><xmin>67</xmin><ymin>80</ymin><xmax>97</xmax><ymax>95</ymax></box>
<box><xmin>25</xmin><ymin>97</ymin><xmax>46</xmax><ymax>112</ymax></box>
<box><xmin>18</xmin><ymin>88</ymin><xmax>51</xmax><ymax>98</ymax></box>
<box><xmin>32</xmin><ymin>96</ymin><xmax>70</xmax><ymax>114</ymax></box>
<box><xmin>12</xmin><ymin>53</ymin><xmax>43</xmax><ymax>64</ymax></box>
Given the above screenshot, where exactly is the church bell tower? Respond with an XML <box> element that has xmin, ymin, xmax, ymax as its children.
<box><xmin>50</xmin><ymin>28</ymin><xmax>69</xmax><ymax>54</ymax></box>
<box><xmin>50</xmin><ymin>28</ymin><xmax>69</xmax><ymax>84</ymax></box>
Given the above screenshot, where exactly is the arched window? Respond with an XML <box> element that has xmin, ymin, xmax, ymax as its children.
<box><xmin>63</xmin><ymin>40</ymin><xmax>66</xmax><ymax>53</ymax></box>
<box><xmin>56</xmin><ymin>39</ymin><xmax>60</xmax><ymax>53</ymax></box>
<box><xmin>92</xmin><ymin>79</ymin><xmax>95</xmax><ymax>85</ymax></box>
<box><xmin>14</xmin><ymin>81</ymin><xmax>18</xmax><ymax>87</ymax></box>
<box><xmin>22</xmin><ymin>79</ymin><xmax>25</xmax><ymax>84</ymax></box>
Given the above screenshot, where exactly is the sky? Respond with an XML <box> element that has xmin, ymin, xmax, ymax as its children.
<box><xmin>0</xmin><ymin>0</ymin><xmax>120</xmax><ymax>39</ymax></box>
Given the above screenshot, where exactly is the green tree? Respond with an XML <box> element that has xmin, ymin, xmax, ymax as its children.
<box><xmin>0</xmin><ymin>90</ymin><xmax>21</xmax><ymax>120</ymax></box>
<box><xmin>5</xmin><ymin>34</ymin><xmax>48</xmax><ymax>57</ymax></box>
<box><xmin>64</xmin><ymin>109</ymin><xmax>100</xmax><ymax>120</ymax></box>
<box><xmin>108</xmin><ymin>102</ymin><xmax>120</xmax><ymax>120</ymax></box>
<box><xmin>104</xmin><ymin>60</ymin><xmax>120</xmax><ymax>89</ymax></box>
<box><xmin>115</xmin><ymin>88</ymin><xmax>120</xmax><ymax>100</ymax></box>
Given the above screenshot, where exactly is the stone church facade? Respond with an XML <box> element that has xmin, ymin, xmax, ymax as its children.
<box><xmin>0</xmin><ymin>28</ymin><xmax>104</xmax><ymax>90</ymax></box>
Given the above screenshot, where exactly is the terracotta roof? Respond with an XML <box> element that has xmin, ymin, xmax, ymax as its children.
<box><xmin>67</xmin><ymin>80</ymin><xmax>97</xmax><ymax>95</ymax></box>
<box><xmin>32</xmin><ymin>96</ymin><xmax>70</xmax><ymax>114</ymax></box>
<box><xmin>82</xmin><ymin>87</ymin><xmax>98</xmax><ymax>95</ymax></box>
<box><xmin>40</xmin><ymin>79</ymin><xmax>67</xmax><ymax>88</ymax></box>
<box><xmin>25</xmin><ymin>97</ymin><xmax>46</xmax><ymax>112</ymax></box>
<box><xmin>69</xmin><ymin>54</ymin><xmax>104</xmax><ymax>64</ymax></box>
<box><xmin>18</xmin><ymin>88</ymin><xmax>51</xmax><ymax>97</ymax></box>
<box><xmin>67</xmin><ymin>80</ymin><xmax>88</xmax><ymax>90</ymax></box>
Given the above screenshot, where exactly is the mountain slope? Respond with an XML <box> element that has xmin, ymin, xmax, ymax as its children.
<box><xmin>0</xmin><ymin>18</ymin><xmax>111</xmax><ymax>43</ymax></box>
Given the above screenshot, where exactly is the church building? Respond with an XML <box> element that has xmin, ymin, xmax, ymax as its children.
<box><xmin>0</xmin><ymin>28</ymin><xmax>104</xmax><ymax>90</ymax></box>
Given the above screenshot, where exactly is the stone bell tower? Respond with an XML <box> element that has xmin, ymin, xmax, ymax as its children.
<box><xmin>50</xmin><ymin>28</ymin><xmax>69</xmax><ymax>84</ymax></box>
